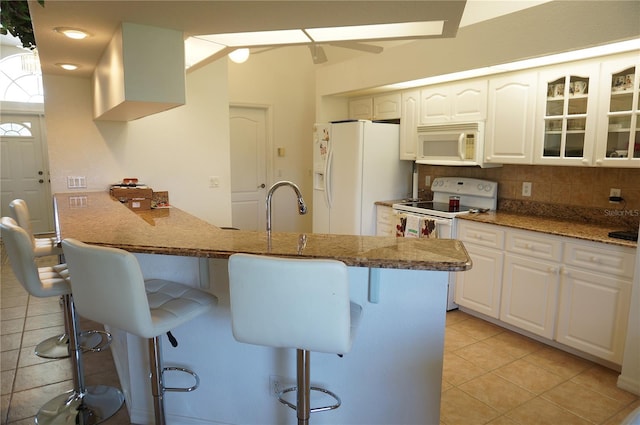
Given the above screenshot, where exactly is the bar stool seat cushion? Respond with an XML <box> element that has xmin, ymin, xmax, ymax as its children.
<box><xmin>61</xmin><ymin>240</ymin><xmax>217</xmax><ymax>340</ymax></box>
<box><xmin>228</xmin><ymin>254</ymin><xmax>361</xmax><ymax>355</ymax></box>
<box><xmin>1</xmin><ymin>217</ymin><xmax>70</xmax><ymax>298</ymax></box>
<box><xmin>9</xmin><ymin>199</ymin><xmax>62</xmax><ymax>257</ymax></box>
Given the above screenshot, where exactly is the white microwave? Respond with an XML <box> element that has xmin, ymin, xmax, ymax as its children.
<box><xmin>416</xmin><ymin>122</ymin><xmax>500</xmax><ymax>168</ymax></box>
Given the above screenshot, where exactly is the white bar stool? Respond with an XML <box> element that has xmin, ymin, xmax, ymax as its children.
<box><xmin>228</xmin><ymin>253</ymin><xmax>362</xmax><ymax>425</ymax></box>
<box><xmin>9</xmin><ymin>199</ymin><xmax>62</xmax><ymax>257</ymax></box>
<box><xmin>61</xmin><ymin>238</ymin><xmax>218</xmax><ymax>425</ymax></box>
<box><xmin>1</xmin><ymin>217</ymin><xmax>124</xmax><ymax>424</ymax></box>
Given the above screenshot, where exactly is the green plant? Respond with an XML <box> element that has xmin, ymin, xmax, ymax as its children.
<box><xmin>1</xmin><ymin>0</ymin><xmax>44</xmax><ymax>50</ymax></box>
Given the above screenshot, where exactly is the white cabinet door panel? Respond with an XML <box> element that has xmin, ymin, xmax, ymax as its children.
<box><xmin>500</xmin><ymin>254</ymin><xmax>560</xmax><ymax>339</ymax></box>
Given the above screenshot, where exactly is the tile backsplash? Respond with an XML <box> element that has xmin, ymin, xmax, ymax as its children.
<box><xmin>417</xmin><ymin>164</ymin><xmax>640</xmax><ymax>228</ymax></box>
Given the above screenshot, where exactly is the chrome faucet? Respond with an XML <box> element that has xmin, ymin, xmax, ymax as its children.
<box><xmin>266</xmin><ymin>181</ymin><xmax>307</xmax><ymax>234</ymax></box>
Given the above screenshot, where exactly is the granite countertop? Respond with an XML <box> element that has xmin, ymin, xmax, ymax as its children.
<box><xmin>376</xmin><ymin>199</ymin><xmax>637</xmax><ymax>248</ymax></box>
<box><xmin>458</xmin><ymin>211</ymin><xmax>637</xmax><ymax>248</ymax></box>
<box><xmin>54</xmin><ymin>192</ymin><xmax>471</xmax><ymax>271</ymax></box>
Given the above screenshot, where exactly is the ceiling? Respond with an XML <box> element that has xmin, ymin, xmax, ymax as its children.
<box><xmin>7</xmin><ymin>0</ymin><xmax>551</xmax><ymax>78</ymax></box>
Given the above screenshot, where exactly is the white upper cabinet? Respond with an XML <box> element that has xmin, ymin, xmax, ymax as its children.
<box><xmin>349</xmin><ymin>93</ymin><xmax>401</xmax><ymax>120</ymax></box>
<box><xmin>534</xmin><ymin>62</ymin><xmax>600</xmax><ymax>166</ymax></box>
<box><xmin>348</xmin><ymin>97</ymin><xmax>373</xmax><ymax>120</ymax></box>
<box><xmin>399</xmin><ymin>90</ymin><xmax>419</xmax><ymax>160</ymax></box>
<box><xmin>420</xmin><ymin>80</ymin><xmax>487</xmax><ymax>124</ymax></box>
<box><xmin>484</xmin><ymin>71</ymin><xmax>538</xmax><ymax>164</ymax></box>
<box><xmin>594</xmin><ymin>54</ymin><xmax>640</xmax><ymax>167</ymax></box>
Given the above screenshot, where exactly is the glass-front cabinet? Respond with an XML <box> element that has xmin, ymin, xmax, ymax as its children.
<box><xmin>534</xmin><ymin>63</ymin><xmax>599</xmax><ymax>165</ymax></box>
<box><xmin>595</xmin><ymin>56</ymin><xmax>640</xmax><ymax>167</ymax></box>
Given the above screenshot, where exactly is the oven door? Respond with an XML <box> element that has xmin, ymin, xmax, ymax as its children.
<box><xmin>391</xmin><ymin>208</ymin><xmax>454</xmax><ymax>239</ymax></box>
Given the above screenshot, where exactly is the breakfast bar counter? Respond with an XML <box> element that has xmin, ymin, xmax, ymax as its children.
<box><xmin>54</xmin><ymin>191</ymin><xmax>471</xmax><ymax>425</ymax></box>
<box><xmin>54</xmin><ymin>191</ymin><xmax>471</xmax><ymax>270</ymax></box>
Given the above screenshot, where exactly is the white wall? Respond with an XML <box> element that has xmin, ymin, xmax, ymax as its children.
<box><xmin>44</xmin><ymin>59</ymin><xmax>232</xmax><ymax>226</ymax></box>
<box><xmin>227</xmin><ymin>46</ymin><xmax>316</xmax><ymax>232</ymax></box>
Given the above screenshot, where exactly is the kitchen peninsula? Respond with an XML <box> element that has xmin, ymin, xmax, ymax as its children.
<box><xmin>54</xmin><ymin>191</ymin><xmax>471</xmax><ymax>425</ymax></box>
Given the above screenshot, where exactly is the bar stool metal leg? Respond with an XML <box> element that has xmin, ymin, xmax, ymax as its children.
<box><xmin>297</xmin><ymin>349</ymin><xmax>311</xmax><ymax>425</ymax></box>
<box><xmin>149</xmin><ymin>336</ymin><xmax>167</xmax><ymax>425</ymax></box>
<box><xmin>36</xmin><ymin>295</ymin><xmax>124</xmax><ymax>425</ymax></box>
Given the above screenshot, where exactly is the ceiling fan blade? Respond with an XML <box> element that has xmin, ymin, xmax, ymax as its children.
<box><xmin>328</xmin><ymin>41</ymin><xmax>384</xmax><ymax>54</ymax></box>
<box><xmin>308</xmin><ymin>45</ymin><xmax>328</xmax><ymax>64</ymax></box>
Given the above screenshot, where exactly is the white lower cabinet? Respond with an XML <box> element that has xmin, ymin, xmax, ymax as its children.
<box><xmin>556</xmin><ymin>240</ymin><xmax>635</xmax><ymax>364</ymax></box>
<box><xmin>456</xmin><ymin>219</ymin><xmax>635</xmax><ymax>365</ymax></box>
<box><xmin>455</xmin><ymin>221</ymin><xmax>504</xmax><ymax>318</ymax></box>
<box><xmin>500</xmin><ymin>254</ymin><xmax>560</xmax><ymax>339</ymax></box>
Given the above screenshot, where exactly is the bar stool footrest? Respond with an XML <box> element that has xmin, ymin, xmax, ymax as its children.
<box><xmin>163</xmin><ymin>366</ymin><xmax>200</xmax><ymax>392</ymax></box>
<box><xmin>83</xmin><ymin>329</ymin><xmax>112</xmax><ymax>352</ymax></box>
<box><xmin>277</xmin><ymin>386</ymin><xmax>342</xmax><ymax>413</ymax></box>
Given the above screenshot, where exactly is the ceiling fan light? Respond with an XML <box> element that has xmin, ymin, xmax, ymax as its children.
<box><xmin>229</xmin><ymin>48</ymin><xmax>250</xmax><ymax>64</ymax></box>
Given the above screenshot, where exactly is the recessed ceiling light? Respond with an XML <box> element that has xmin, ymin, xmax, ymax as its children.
<box><xmin>54</xmin><ymin>27</ymin><xmax>90</xmax><ymax>40</ymax></box>
<box><xmin>56</xmin><ymin>63</ymin><xmax>79</xmax><ymax>71</ymax></box>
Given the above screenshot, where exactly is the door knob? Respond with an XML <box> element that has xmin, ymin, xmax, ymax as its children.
<box><xmin>39</xmin><ymin>179</ymin><xmax>44</xmax><ymax>183</ymax></box>
<box><xmin>258</xmin><ymin>183</ymin><xmax>266</xmax><ymax>189</ymax></box>
<box><xmin>38</xmin><ymin>171</ymin><xmax>44</xmax><ymax>175</ymax></box>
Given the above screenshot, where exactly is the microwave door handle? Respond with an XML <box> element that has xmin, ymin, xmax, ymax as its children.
<box><xmin>458</xmin><ymin>133</ymin><xmax>465</xmax><ymax>160</ymax></box>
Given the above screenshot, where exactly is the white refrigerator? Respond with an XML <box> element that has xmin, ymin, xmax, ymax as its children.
<box><xmin>312</xmin><ymin>120</ymin><xmax>411</xmax><ymax>236</ymax></box>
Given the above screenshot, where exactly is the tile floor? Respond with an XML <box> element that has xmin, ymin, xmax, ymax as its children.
<box><xmin>2</xmin><ymin>247</ymin><xmax>639</xmax><ymax>424</ymax></box>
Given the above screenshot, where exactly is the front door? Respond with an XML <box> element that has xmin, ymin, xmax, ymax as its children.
<box><xmin>0</xmin><ymin>113</ymin><xmax>53</xmax><ymax>233</ymax></box>
<box><xmin>229</xmin><ymin>106</ymin><xmax>269</xmax><ymax>231</ymax></box>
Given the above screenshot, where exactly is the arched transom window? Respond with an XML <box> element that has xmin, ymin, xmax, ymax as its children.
<box><xmin>0</xmin><ymin>51</ymin><xmax>44</xmax><ymax>103</ymax></box>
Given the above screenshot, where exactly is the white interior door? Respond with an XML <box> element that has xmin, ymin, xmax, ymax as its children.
<box><xmin>229</xmin><ymin>106</ymin><xmax>269</xmax><ymax>231</ymax></box>
<box><xmin>0</xmin><ymin>113</ymin><xmax>53</xmax><ymax>233</ymax></box>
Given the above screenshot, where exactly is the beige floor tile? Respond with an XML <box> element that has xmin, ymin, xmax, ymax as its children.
<box><xmin>13</xmin><ymin>359</ymin><xmax>73</xmax><ymax>392</ymax></box>
<box><xmin>441</xmin><ymin>387</ymin><xmax>499</xmax><ymax>425</ymax></box>
<box><xmin>445</xmin><ymin>309</ymin><xmax>471</xmax><ymax>326</ymax></box>
<box><xmin>1</xmin><ymin>295</ymin><xmax>28</xmax><ymax>309</ymax></box>
<box><xmin>1</xmin><ymin>305</ymin><xmax>26</xmax><ymax>321</ymax></box>
<box><xmin>523</xmin><ymin>346</ymin><xmax>592</xmax><ymax>379</ymax></box>
<box><xmin>604</xmin><ymin>401</ymin><xmax>640</xmax><ymax>425</ymax></box>
<box><xmin>459</xmin><ymin>372</ymin><xmax>536</xmax><ymax>413</ymax></box>
<box><xmin>442</xmin><ymin>351</ymin><xmax>486</xmax><ymax>386</ymax></box>
<box><xmin>1</xmin><ymin>286</ymin><xmax>27</xmax><ymax>299</ymax></box>
<box><xmin>484</xmin><ymin>330</ymin><xmax>545</xmax><ymax>359</ymax></box>
<box><xmin>27</xmin><ymin>299</ymin><xmax>64</xmax><ymax>317</ymax></box>
<box><xmin>24</xmin><ymin>311</ymin><xmax>65</xmax><ymax>331</ymax></box>
<box><xmin>1</xmin><ymin>393</ymin><xmax>9</xmax><ymax>424</ymax></box>
<box><xmin>541</xmin><ymin>380</ymin><xmax>628</xmax><ymax>424</ymax></box>
<box><xmin>487</xmin><ymin>415</ymin><xmax>520</xmax><ymax>425</ymax></box>
<box><xmin>449</xmin><ymin>316</ymin><xmax>505</xmax><ymax>341</ymax></box>
<box><xmin>1</xmin><ymin>333</ymin><xmax>22</xmax><ymax>352</ymax></box>
<box><xmin>444</xmin><ymin>326</ymin><xmax>479</xmax><ymax>352</ymax></box>
<box><xmin>494</xmin><ymin>358</ymin><xmax>565</xmax><ymax>395</ymax></box>
<box><xmin>21</xmin><ymin>325</ymin><xmax>65</xmax><ymax>348</ymax></box>
<box><xmin>571</xmin><ymin>365</ymin><xmax>639</xmax><ymax>405</ymax></box>
<box><xmin>1</xmin><ymin>369</ymin><xmax>15</xmax><ymax>395</ymax></box>
<box><xmin>506</xmin><ymin>397</ymin><xmax>592</xmax><ymax>425</ymax></box>
<box><xmin>8</xmin><ymin>380</ymin><xmax>72</xmax><ymax>422</ymax></box>
<box><xmin>1</xmin><ymin>317</ymin><xmax>25</xmax><ymax>335</ymax></box>
<box><xmin>1</xmin><ymin>349</ymin><xmax>19</xmax><ymax>371</ymax></box>
<box><xmin>454</xmin><ymin>341</ymin><xmax>518</xmax><ymax>372</ymax></box>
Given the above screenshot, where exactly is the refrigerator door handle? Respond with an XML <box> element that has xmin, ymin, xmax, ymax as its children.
<box><xmin>324</xmin><ymin>147</ymin><xmax>333</xmax><ymax>208</ymax></box>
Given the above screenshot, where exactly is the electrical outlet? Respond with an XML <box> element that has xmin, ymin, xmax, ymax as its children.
<box><xmin>609</xmin><ymin>188</ymin><xmax>622</xmax><ymax>203</ymax></box>
<box><xmin>269</xmin><ymin>375</ymin><xmax>294</xmax><ymax>397</ymax></box>
<box><xmin>208</xmin><ymin>176</ymin><xmax>220</xmax><ymax>188</ymax></box>
<box><xmin>522</xmin><ymin>182</ymin><xmax>532</xmax><ymax>197</ymax></box>
<box><xmin>425</xmin><ymin>176</ymin><xmax>431</xmax><ymax>187</ymax></box>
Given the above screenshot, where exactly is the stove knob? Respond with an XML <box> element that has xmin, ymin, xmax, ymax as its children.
<box><xmin>485</xmin><ymin>186</ymin><xmax>492</xmax><ymax>192</ymax></box>
<box><xmin>477</xmin><ymin>184</ymin><xmax>484</xmax><ymax>191</ymax></box>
